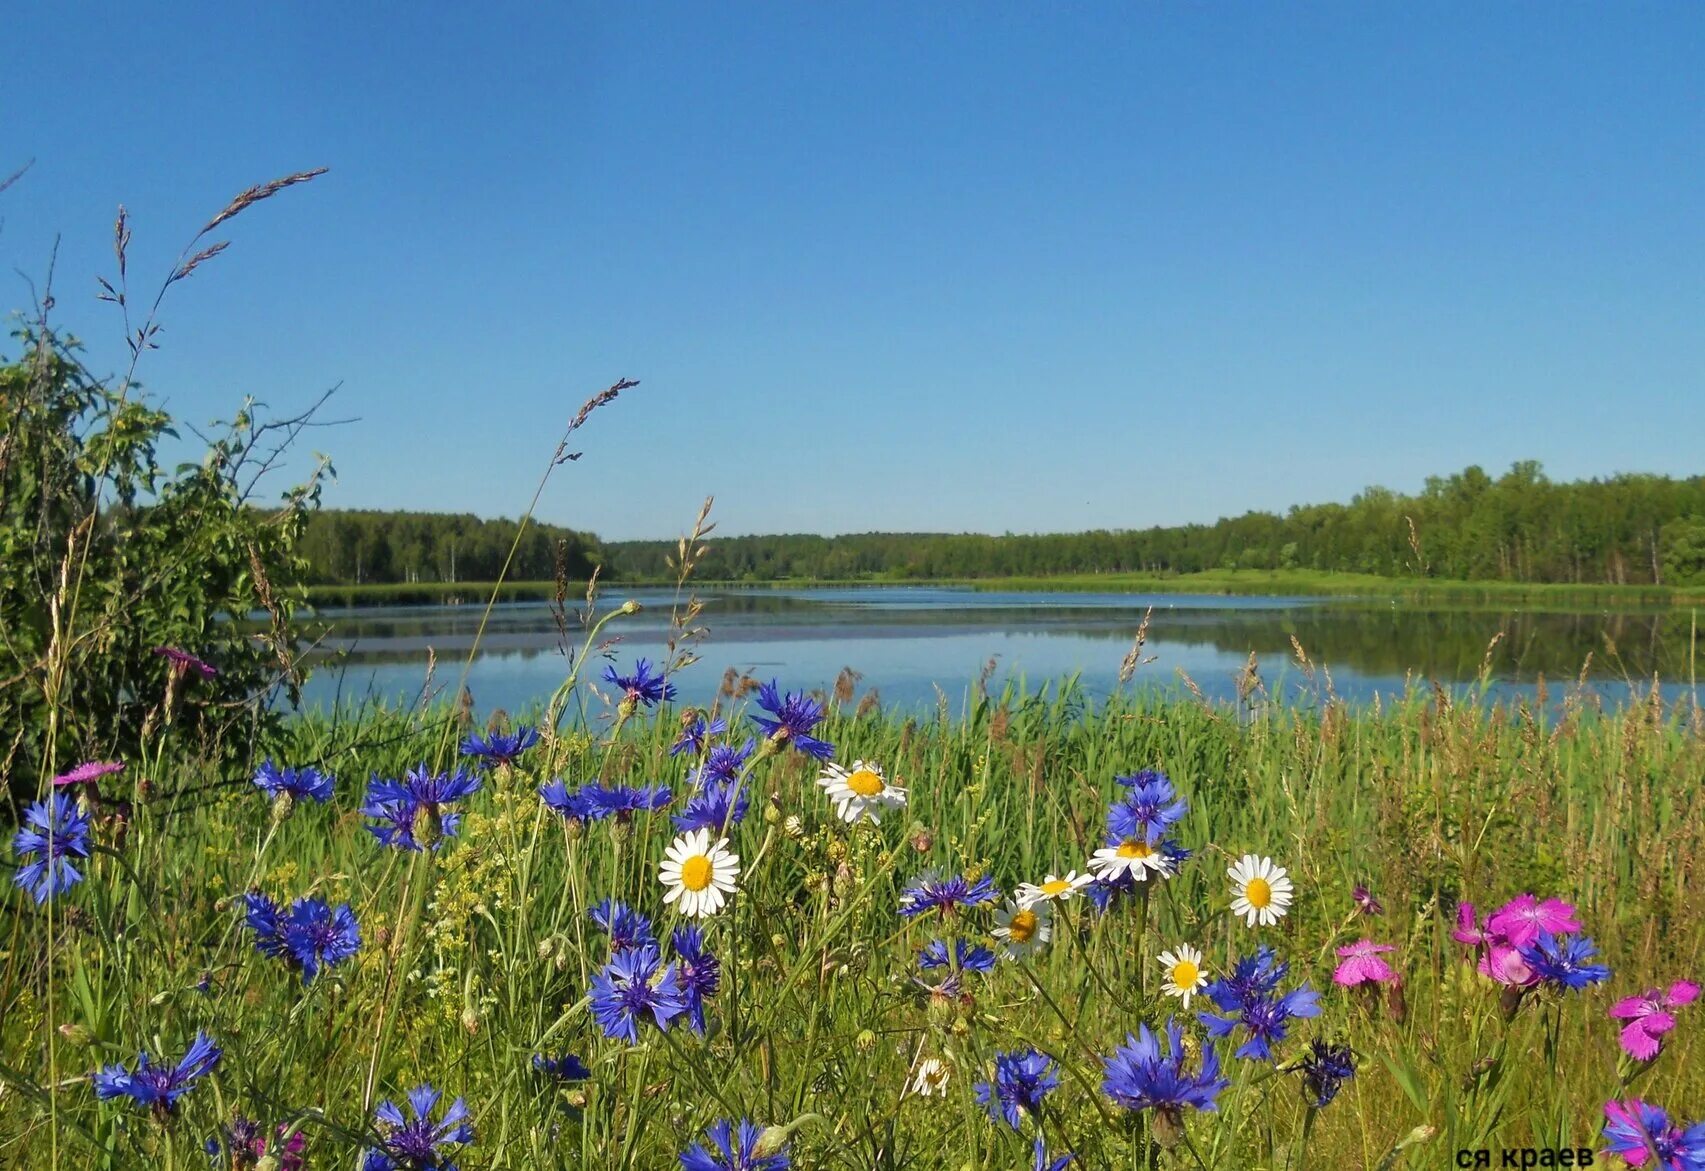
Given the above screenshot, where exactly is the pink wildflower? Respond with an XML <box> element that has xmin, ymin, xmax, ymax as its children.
<box><xmin>1609</xmin><ymin>981</ymin><xmax>1700</xmax><ymax>1061</ymax></box>
<box><xmin>53</xmin><ymin>760</ymin><xmax>125</xmax><ymax>787</ymax></box>
<box><xmin>152</xmin><ymin>647</ymin><xmax>217</xmax><ymax>679</ymax></box>
<box><xmin>1334</xmin><ymin>940</ymin><xmax>1399</xmax><ymax>987</ymax></box>
<box><xmin>1486</xmin><ymin>894</ymin><xmax>1580</xmax><ymax>948</ymax></box>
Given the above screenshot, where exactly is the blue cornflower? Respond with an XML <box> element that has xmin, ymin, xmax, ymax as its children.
<box><xmin>1107</xmin><ymin>771</ymin><xmax>1187</xmax><ymax>845</ymax></box>
<box><xmin>539</xmin><ymin>778</ymin><xmax>598</xmax><ymax>821</ymax></box>
<box><xmin>1203</xmin><ymin>947</ymin><xmax>1288</xmax><ymax>1008</ymax></box>
<box><xmin>918</xmin><ymin>939</ymin><xmax>998</xmax><ymax>974</ymax></box>
<box><xmin>589</xmin><ymin>900</ymin><xmax>656</xmax><ymax>953</ymax></box>
<box><xmin>92</xmin><ymin>1032</ymin><xmax>222</xmax><ymax>1116</ymax></box>
<box><xmin>12</xmin><ymin>793</ymin><xmax>92</xmax><ymax>903</ymax></box>
<box><xmin>688</xmin><ymin>740</ymin><xmax>756</xmax><ymax>788</ymax></box>
<box><xmin>974</xmin><ymin>1049</ymin><xmax>1060</xmax><ymax>1130</ymax></box>
<box><xmin>532</xmin><ymin>1053</ymin><xmax>591</xmax><ymax>1081</ymax></box>
<box><xmin>1602</xmin><ymin>1099</ymin><xmax>1705</xmax><ymax>1170</ymax></box>
<box><xmin>899</xmin><ymin>871</ymin><xmax>1000</xmax><ymax>918</ymax></box>
<box><xmin>1296</xmin><ymin>1040</ymin><xmax>1356</xmax><ymax>1108</ymax></box>
<box><xmin>672</xmin><ymin>925</ymin><xmax>722</xmax><ymax>1036</ymax></box>
<box><xmin>673</xmin><ymin>781</ymin><xmax>750</xmax><ymax>833</ymax></box>
<box><xmin>252</xmin><ymin>760</ymin><xmax>335</xmax><ymax>803</ymax></box>
<box><xmin>670</xmin><ymin>716</ymin><xmax>728</xmax><ymax>757</ymax></box>
<box><xmin>1521</xmin><ymin>931</ymin><xmax>1612</xmax><ymax>991</ymax></box>
<box><xmin>581</xmin><ymin>782</ymin><xmax>673</xmax><ymax>822</ymax></box>
<box><xmin>605</xmin><ymin>659</ymin><xmax>676</xmax><ymax>709</ymax></box>
<box><xmin>243</xmin><ymin>892</ymin><xmax>361</xmax><ymax>983</ymax></box>
<box><xmin>679</xmin><ymin>1118</ymin><xmax>790</xmax><ymax>1171</ymax></box>
<box><xmin>589</xmin><ymin>945</ymin><xmax>688</xmax><ymax>1043</ymax></box>
<box><xmin>1199</xmin><ymin>978</ymin><xmax>1321</xmax><ymax>1062</ymax></box>
<box><xmin>749</xmin><ymin>681</ymin><xmax>834</xmax><ymax>760</ymax></box>
<box><xmin>362</xmin><ymin>765</ymin><xmax>482</xmax><ymax>851</ymax></box>
<box><xmin>459</xmin><ymin>725</ymin><xmax>539</xmax><ymax>767</ymax></box>
<box><xmin>363</xmin><ymin>1084</ymin><xmax>473</xmax><ymax>1171</ymax></box>
<box><xmin>1102</xmin><ymin>1019</ymin><xmax>1228</xmax><ymax>1131</ymax></box>
<box><xmin>1032</xmin><ymin>1139</ymin><xmax>1075</xmax><ymax>1171</ymax></box>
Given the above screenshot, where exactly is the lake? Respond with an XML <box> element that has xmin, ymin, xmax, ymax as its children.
<box><xmin>288</xmin><ymin>586</ymin><xmax>1701</xmax><ymax>717</ymax></box>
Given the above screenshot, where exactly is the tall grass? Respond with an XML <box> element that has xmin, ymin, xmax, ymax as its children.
<box><xmin>3</xmin><ymin>662</ymin><xmax>1701</xmax><ymax>1168</ymax></box>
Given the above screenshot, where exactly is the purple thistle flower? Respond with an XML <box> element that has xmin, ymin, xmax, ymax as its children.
<box><xmin>1102</xmin><ymin>1019</ymin><xmax>1228</xmax><ymax>1131</ymax></box>
<box><xmin>917</xmin><ymin>939</ymin><xmax>997</xmax><ymax>974</ymax></box>
<box><xmin>679</xmin><ymin>1118</ymin><xmax>790</xmax><ymax>1171</ymax></box>
<box><xmin>749</xmin><ymin>681</ymin><xmax>834</xmax><ymax>760</ymax></box>
<box><xmin>362</xmin><ymin>765</ymin><xmax>482</xmax><ymax>851</ymax></box>
<box><xmin>153</xmin><ymin>646</ymin><xmax>217</xmax><ymax>678</ymax></box>
<box><xmin>363</xmin><ymin>1083</ymin><xmax>473</xmax><ymax>1171</ymax></box>
<box><xmin>1521</xmin><ymin>932</ymin><xmax>1611</xmax><ymax>992</ymax></box>
<box><xmin>673</xmin><ymin>781</ymin><xmax>749</xmax><ymax>833</ymax></box>
<box><xmin>12</xmin><ymin>793</ymin><xmax>92</xmax><ymax>903</ymax></box>
<box><xmin>899</xmin><ymin>871</ymin><xmax>1000</xmax><ymax>918</ymax></box>
<box><xmin>92</xmin><ymin>1032</ymin><xmax>221</xmax><ymax>1116</ymax></box>
<box><xmin>672</xmin><ymin>924</ymin><xmax>722</xmax><ymax>1036</ymax></box>
<box><xmin>688</xmin><ymin>740</ymin><xmax>756</xmax><ymax>788</ymax></box>
<box><xmin>670</xmin><ymin>716</ymin><xmax>728</xmax><ymax>757</ymax></box>
<box><xmin>581</xmin><ymin>782</ymin><xmax>673</xmax><ymax>823</ymax></box>
<box><xmin>1108</xmin><ymin>770</ymin><xmax>1187</xmax><ymax>845</ymax></box>
<box><xmin>532</xmin><ymin>1053</ymin><xmax>591</xmax><ymax>1081</ymax></box>
<box><xmin>974</xmin><ymin>1049</ymin><xmax>1060</xmax><ymax>1130</ymax></box>
<box><xmin>604</xmin><ymin>658</ymin><xmax>676</xmax><ymax>708</ymax></box>
<box><xmin>253</xmin><ymin>760</ymin><xmax>335</xmax><ymax>804</ymax></box>
<box><xmin>458</xmin><ymin>726</ymin><xmax>539</xmax><ymax>767</ymax></box>
<box><xmin>53</xmin><ymin>760</ymin><xmax>125</xmax><ymax>788</ymax></box>
<box><xmin>1296</xmin><ymin>1039</ymin><xmax>1356</xmax><ymax>1108</ymax></box>
<box><xmin>589</xmin><ymin>945</ymin><xmax>688</xmax><ymax>1043</ymax></box>
<box><xmin>1601</xmin><ymin>1099</ymin><xmax>1705</xmax><ymax>1169</ymax></box>
<box><xmin>590</xmin><ymin>900</ymin><xmax>657</xmax><ymax>954</ymax></box>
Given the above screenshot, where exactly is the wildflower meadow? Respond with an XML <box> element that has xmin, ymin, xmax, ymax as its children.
<box><xmin>4</xmin><ymin>641</ymin><xmax>1704</xmax><ymax>1168</ymax></box>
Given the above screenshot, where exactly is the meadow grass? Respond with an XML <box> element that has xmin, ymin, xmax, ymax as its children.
<box><xmin>4</xmin><ymin>667</ymin><xmax>1703</xmax><ymax>1169</ymax></box>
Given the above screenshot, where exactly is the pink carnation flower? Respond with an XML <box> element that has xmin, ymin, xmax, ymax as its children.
<box><xmin>1609</xmin><ymin>981</ymin><xmax>1700</xmax><ymax>1061</ymax></box>
<box><xmin>1486</xmin><ymin>894</ymin><xmax>1580</xmax><ymax>949</ymax></box>
<box><xmin>53</xmin><ymin>760</ymin><xmax>126</xmax><ymax>787</ymax></box>
<box><xmin>1334</xmin><ymin>940</ymin><xmax>1399</xmax><ymax>987</ymax></box>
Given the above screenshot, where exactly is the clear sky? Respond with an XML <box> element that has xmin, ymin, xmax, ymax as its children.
<box><xmin>2</xmin><ymin>4</ymin><xmax>1701</xmax><ymax>541</ymax></box>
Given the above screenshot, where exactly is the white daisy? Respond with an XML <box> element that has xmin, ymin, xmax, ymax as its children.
<box><xmin>1157</xmin><ymin>943</ymin><xmax>1208</xmax><ymax>1007</ymax></box>
<box><xmin>816</xmin><ymin>759</ymin><xmax>907</xmax><ymax>824</ymax></box>
<box><xmin>993</xmin><ymin>898</ymin><xmax>1053</xmax><ymax>959</ymax></box>
<box><xmin>907</xmin><ymin>1056</ymin><xmax>951</xmax><ymax>1096</ymax></box>
<box><xmin>1228</xmin><ymin>853</ymin><xmax>1294</xmax><ymax>927</ymax></box>
<box><xmin>1087</xmin><ymin>838</ymin><xmax>1173</xmax><ymax>883</ymax></box>
<box><xmin>1014</xmin><ymin>870</ymin><xmax>1094</xmax><ymax>907</ymax></box>
<box><xmin>658</xmin><ymin>828</ymin><xmax>741</xmax><ymax>919</ymax></box>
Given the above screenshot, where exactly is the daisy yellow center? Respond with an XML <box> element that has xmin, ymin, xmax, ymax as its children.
<box><xmin>1245</xmin><ymin>877</ymin><xmax>1273</xmax><ymax>909</ymax></box>
<box><xmin>1170</xmin><ymin>960</ymin><xmax>1199</xmax><ymax>988</ymax></box>
<box><xmin>1116</xmin><ymin>840</ymin><xmax>1155</xmax><ymax>860</ymax></box>
<box><xmin>845</xmin><ymin>768</ymin><xmax>886</xmax><ymax>797</ymax></box>
<box><xmin>1007</xmin><ymin>909</ymin><xmax>1039</xmax><ymax>942</ymax></box>
<box><xmin>1040</xmin><ymin>879</ymin><xmax>1072</xmax><ymax>896</ymax></box>
<box><xmin>680</xmin><ymin>854</ymin><xmax>715</xmax><ymax>892</ymax></box>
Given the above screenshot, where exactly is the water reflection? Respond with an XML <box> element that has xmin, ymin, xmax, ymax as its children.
<box><xmin>283</xmin><ymin>587</ymin><xmax>1699</xmax><ymax>715</ymax></box>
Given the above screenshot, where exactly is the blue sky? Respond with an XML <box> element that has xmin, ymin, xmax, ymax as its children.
<box><xmin>2</xmin><ymin>4</ymin><xmax>1700</xmax><ymax>540</ymax></box>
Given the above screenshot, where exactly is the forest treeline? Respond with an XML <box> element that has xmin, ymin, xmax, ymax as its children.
<box><xmin>300</xmin><ymin>463</ymin><xmax>1705</xmax><ymax>586</ymax></box>
<box><xmin>297</xmin><ymin>511</ymin><xmax>601</xmax><ymax>584</ymax></box>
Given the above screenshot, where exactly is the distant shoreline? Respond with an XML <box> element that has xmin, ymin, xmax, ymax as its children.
<box><xmin>302</xmin><ymin>569</ymin><xmax>1705</xmax><ymax>610</ymax></box>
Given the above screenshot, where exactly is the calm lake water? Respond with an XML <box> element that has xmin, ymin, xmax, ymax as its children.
<box><xmin>290</xmin><ymin>587</ymin><xmax>1701</xmax><ymax>717</ymax></box>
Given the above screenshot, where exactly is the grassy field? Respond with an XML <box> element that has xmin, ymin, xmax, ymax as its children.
<box><xmin>303</xmin><ymin>570</ymin><xmax>1705</xmax><ymax>610</ymax></box>
<box><xmin>4</xmin><ymin>671</ymin><xmax>1703</xmax><ymax>1169</ymax></box>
